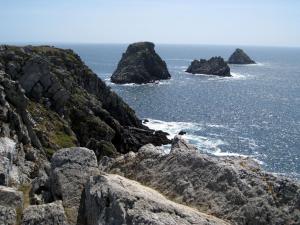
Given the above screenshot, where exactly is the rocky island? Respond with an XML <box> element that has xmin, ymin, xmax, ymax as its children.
<box><xmin>228</xmin><ymin>48</ymin><xmax>256</xmax><ymax>64</ymax></box>
<box><xmin>186</xmin><ymin>57</ymin><xmax>231</xmax><ymax>77</ymax></box>
<box><xmin>111</xmin><ymin>42</ymin><xmax>171</xmax><ymax>84</ymax></box>
<box><xmin>0</xmin><ymin>45</ymin><xmax>299</xmax><ymax>225</ymax></box>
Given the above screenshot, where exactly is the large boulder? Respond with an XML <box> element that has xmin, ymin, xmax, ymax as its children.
<box><xmin>0</xmin><ymin>186</ymin><xmax>23</xmax><ymax>225</ymax></box>
<box><xmin>21</xmin><ymin>201</ymin><xmax>69</xmax><ymax>225</ymax></box>
<box><xmin>0</xmin><ymin>206</ymin><xmax>16</xmax><ymax>225</ymax></box>
<box><xmin>100</xmin><ymin>137</ymin><xmax>300</xmax><ymax>225</ymax></box>
<box><xmin>50</xmin><ymin>147</ymin><xmax>99</xmax><ymax>225</ymax></box>
<box><xmin>85</xmin><ymin>174</ymin><xmax>229</xmax><ymax>225</ymax></box>
<box><xmin>186</xmin><ymin>57</ymin><xmax>231</xmax><ymax>77</ymax></box>
<box><xmin>111</xmin><ymin>42</ymin><xmax>171</xmax><ymax>84</ymax></box>
<box><xmin>228</xmin><ymin>49</ymin><xmax>256</xmax><ymax>64</ymax></box>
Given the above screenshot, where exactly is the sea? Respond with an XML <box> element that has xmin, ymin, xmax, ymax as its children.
<box><xmin>58</xmin><ymin>44</ymin><xmax>300</xmax><ymax>179</ymax></box>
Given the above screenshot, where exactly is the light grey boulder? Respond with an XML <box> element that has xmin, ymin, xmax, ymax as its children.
<box><xmin>85</xmin><ymin>174</ymin><xmax>229</xmax><ymax>225</ymax></box>
<box><xmin>0</xmin><ymin>186</ymin><xmax>23</xmax><ymax>225</ymax></box>
<box><xmin>0</xmin><ymin>186</ymin><xmax>23</xmax><ymax>208</ymax></box>
<box><xmin>51</xmin><ymin>147</ymin><xmax>99</xmax><ymax>225</ymax></box>
<box><xmin>22</xmin><ymin>201</ymin><xmax>69</xmax><ymax>225</ymax></box>
<box><xmin>0</xmin><ymin>137</ymin><xmax>17</xmax><ymax>186</ymax></box>
<box><xmin>100</xmin><ymin>138</ymin><xmax>300</xmax><ymax>225</ymax></box>
<box><xmin>170</xmin><ymin>135</ymin><xmax>197</xmax><ymax>154</ymax></box>
<box><xmin>0</xmin><ymin>205</ymin><xmax>16</xmax><ymax>225</ymax></box>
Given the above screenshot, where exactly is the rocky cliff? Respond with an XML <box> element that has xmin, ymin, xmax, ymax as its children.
<box><xmin>0</xmin><ymin>45</ymin><xmax>169</xmax><ymax>159</ymax></box>
<box><xmin>111</xmin><ymin>42</ymin><xmax>171</xmax><ymax>84</ymax></box>
<box><xmin>228</xmin><ymin>49</ymin><xmax>256</xmax><ymax>64</ymax></box>
<box><xmin>186</xmin><ymin>57</ymin><xmax>231</xmax><ymax>77</ymax></box>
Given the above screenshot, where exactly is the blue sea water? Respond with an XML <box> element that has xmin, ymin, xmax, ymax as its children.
<box><xmin>59</xmin><ymin>44</ymin><xmax>300</xmax><ymax>179</ymax></box>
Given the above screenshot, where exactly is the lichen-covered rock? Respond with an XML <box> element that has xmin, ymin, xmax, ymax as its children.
<box><xmin>0</xmin><ymin>138</ymin><xmax>17</xmax><ymax>186</ymax></box>
<box><xmin>0</xmin><ymin>205</ymin><xmax>16</xmax><ymax>225</ymax></box>
<box><xmin>186</xmin><ymin>57</ymin><xmax>231</xmax><ymax>77</ymax></box>
<box><xmin>0</xmin><ymin>186</ymin><xmax>23</xmax><ymax>208</ymax></box>
<box><xmin>50</xmin><ymin>147</ymin><xmax>99</xmax><ymax>225</ymax></box>
<box><xmin>85</xmin><ymin>174</ymin><xmax>229</xmax><ymax>225</ymax></box>
<box><xmin>22</xmin><ymin>201</ymin><xmax>69</xmax><ymax>225</ymax></box>
<box><xmin>100</xmin><ymin>138</ymin><xmax>300</xmax><ymax>225</ymax></box>
<box><xmin>0</xmin><ymin>186</ymin><xmax>23</xmax><ymax>225</ymax></box>
<box><xmin>170</xmin><ymin>135</ymin><xmax>197</xmax><ymax>153</ymax></box>
<box><xmin>111</xmin><ymin>42</ymin><xmax>171</xmax><ymax>84</ymax></box>
<box><xmin>228</xmin><ymin>49</ymin><xmax>256</xmax><ymax>64</ymax></box>
<box><xmin>0</xmin><ymin>73</ymin><xmax>45</xmax><ymax>186</ymax></box>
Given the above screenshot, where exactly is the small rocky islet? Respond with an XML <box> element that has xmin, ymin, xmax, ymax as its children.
<box><xmin>228</xmin><ymin>48</ymin><xmax>256</xmax><ymax>64</ymax></box>
<box><xmin>186</xmin><ymin>56</ymin><xmax>232</xmax><ymax>77</ymax></box>
<box><xmin>0</xmin><ymin>45</ymin><xmax>299</xmax><ymax>225</ymax></box>
<box><xmin>111</xmin><ymin>42</ymin><xmax>171</xmax><ymax>84</ymax></box>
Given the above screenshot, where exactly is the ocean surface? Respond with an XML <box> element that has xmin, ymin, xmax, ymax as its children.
<box><xmin>59</xmin><ymin>44</ymin><xmax>300</xmax><ymax>179</ymax></box>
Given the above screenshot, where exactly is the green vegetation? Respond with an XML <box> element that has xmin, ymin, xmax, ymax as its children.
<box><xmin>27</xmin><ymin>101</ymin><xmax>78</xmax><ymax>157</ymax></box>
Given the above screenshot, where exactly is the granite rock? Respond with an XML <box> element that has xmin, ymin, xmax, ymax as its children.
<box><xmin>21</xmin><ymin>201</ymin><xmax>69</xmax><ymax>225</ymax></box>
<box><xmin>50</xmin><ymin>147</ymin><xmax>99</xmax><ymax>225</ymax></box>
<box><xmin>228</xmin><ymin>49</ymin><xmax>256</xmax><ymax>64</ymax></box>
<box><xmin>111</xmin><ymin>42</ymin><xmax>171</xmax><ymax>84</ymax></box>
<box><xmin>186</xmin><ymin>57</ymin><xmax>231</xmax><ymax>77</ymax></box>
<box><xmin>85</xmin><ymin>174</ymin><xmax>229</xmax><ymax>225</ymax></box>
<box><xmin>100</xmin><ymin>137</ymin><xmax>300</xmax><ymax>225</ymax></box>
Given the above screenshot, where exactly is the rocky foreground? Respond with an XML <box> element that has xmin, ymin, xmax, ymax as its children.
<box><xmin>228</xmin><ymin>49</ymin><xmax>256</xmax><ymax>64</ymax></box>
<box><xmin>0</xmin><ymin>45</ymin><xmax>299</xmax><ymax>225</ymax></box>
<box><xmin>101</xmin><ymin>136</ymin><xmax>300</xmax><ymax>225</ymax></box>
<box><xmin>186</xmin><ymin>57</ymin><xmax>231</xmax><ymax>77</ymax></box>
<box><xmin>111</xmin><ymin>42</ymin><xmax>171</xmax><ymax>84</ymax></box>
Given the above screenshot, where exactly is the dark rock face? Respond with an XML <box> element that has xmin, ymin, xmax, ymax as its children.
<box><xmin>100</xmin><ymin>136</ymin><xmax>300</xmax><ymax>225</ymax></box>
<box><xmin>111</xmin><ymin>42</ymin><xmax>171</xmax><ymax>84</ymax></box>
<box><xmin>228</xmin><ymin>48</ymin><xmax>256</xmax><ymax>64</ymax></box>
<box><xmin>0</xmin><ymin>45</ymin><xmax>170</xmax><ymax>158</ymax></box>
<box><xmin>186</xmin><ymin>57</ymin><xmax>231</xmax><ymax>77</ymax></box>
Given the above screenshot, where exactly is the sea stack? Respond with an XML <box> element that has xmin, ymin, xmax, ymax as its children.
<box><xmin>111</xmin><ymin>42</ymin><xmax>171</xmax><ymax>84</ymax></box>
<box><xmin>228</xmin><ymin>48</ymin><xmax>256</xmax><ymax>64</ymax></box>
<box><xmin>186</xmin><ymin>57</ymin><xmax>231</xmax><ymax>77</ymax></box>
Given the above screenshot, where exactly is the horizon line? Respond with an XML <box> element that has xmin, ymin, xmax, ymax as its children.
<box><xmin>1</xmin><ymin>41</ymin><xmax>300</xmax><ymax>49</ymax></box>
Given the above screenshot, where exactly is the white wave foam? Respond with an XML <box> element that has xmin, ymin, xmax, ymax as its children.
<box><xmin>230</xmin><ymin>72</ymin><xmax>248</xmax><ymax>80</ymax></box>
<box><xmin>145</xmin><ymin>118</ymin><xmax>264</xmax><ymax>163</ymax></box>
<box><xmin>182</xmin><ymin>71</ymin><xmax>249</xmax><ymax>81</ymax></box>
<box><xmin>105</xmin><ymin>79</ymin><xmax>171</xmax><ymax>87</ymax></box>
<box><xmin>166</xmin><ymin>58</ymin><xmax>193</xmax><ymax>62</ymax></box>
<box><xmin>145</xmin><ymin>119</ymin><xmax>245</xmax><ymax>156</ymax></box>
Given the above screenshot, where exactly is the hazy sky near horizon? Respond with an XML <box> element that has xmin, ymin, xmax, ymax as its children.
<box><xmin>0</xmin><ymin>0</ymin><xmax>299</xmax><ymax>47</ymax></box>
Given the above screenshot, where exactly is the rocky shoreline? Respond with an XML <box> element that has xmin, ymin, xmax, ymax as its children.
<box><xmin>0</xmin><ymin>45</ymin><xmax>299</xmax><ymax>225</ymax></box>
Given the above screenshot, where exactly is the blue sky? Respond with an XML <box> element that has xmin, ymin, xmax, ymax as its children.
<box><xmin>0</xmin><ymin>0</ymin><xmax>299</xmax><ymax>46</ymax></box>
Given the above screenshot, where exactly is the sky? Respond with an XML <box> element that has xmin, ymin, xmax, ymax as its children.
<box><xmin>0</xmin><ymin>0</ymin><xmax>299</xmax><ymax>47</ymax></box>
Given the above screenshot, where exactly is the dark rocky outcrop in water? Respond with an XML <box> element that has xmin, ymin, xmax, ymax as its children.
<box><xmin>228</xmin><ymin>48</ymin><xmax>256</xmax><ymax>64</ymax></box>
<box><xmin>186</xmin><ymin>57</ymin><xmax>231</xmax><ymax>77</ymax></box>
<box><xmin>111</xmin><ymin>42</ymin><xmax>171</xmax><ymax>84</ymax></box>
